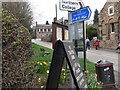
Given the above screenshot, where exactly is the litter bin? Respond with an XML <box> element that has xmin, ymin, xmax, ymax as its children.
<box><xmin>95</xmin><ymin>60</ymin><xmax>115</xmax><ymax>87</ymax></box>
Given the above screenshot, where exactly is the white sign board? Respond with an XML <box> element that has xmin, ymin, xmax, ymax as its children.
<box><xmin>59</xmin><ymin>0</ymin><xmax>82</xmax><ymax>11</ymax></box>
<box><xmin>57</xmin><ymin>27</ymin><xmax>62</xmax><ymax>40</ymax></box>
<box><xmin>64</xmin><ymin>29</ymin><xmax>68</xmax><ymax>40</ymax></box>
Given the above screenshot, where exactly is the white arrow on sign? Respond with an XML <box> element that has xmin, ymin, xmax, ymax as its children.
<box><xmin>59</xmin><ymin>0</ymin><xmax>84</xmax><ymax>11</ymax></box>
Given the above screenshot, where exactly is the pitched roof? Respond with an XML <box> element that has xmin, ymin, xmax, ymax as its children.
<box><xmin>100</xmin><ymin>1</ymin><xmax>120</xmax><ymax>14</ymax></box>
<box><xmin>36</xmin><ymin>24</ymin><xmax>52</xmax><ymax>29</ymax></box>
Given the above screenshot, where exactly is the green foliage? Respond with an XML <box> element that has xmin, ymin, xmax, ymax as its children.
<box><xmin>79</xmin><ymin>58</ymin><xmax>96</xmax><ymax>73</ymax></box>
<box><xmin>79</xmin><ymin>58</ymin><xmax>102</xmax><ymax>89</ymax></box>
<box><xmin>30</xmin><ymin>43</ymin><xmax>70</xmax><ymax>86</ymax></box>
<box><xmin>2</xmin><ymin>8</ymin><xmax>32</xmax><ymax>88</ymax></box>
<box><xmin>59</xmin><ymin>68</ymin><xmax>69</xmax><ymax>85</ymax></box>
<box><xmin>29</xmin><ymin>43</ymin><xmax>102</xmax><ymax>88</ymax></box>
<box><xmin>2</xmin><ymin>1</ymin><xmax>33</xmax><ymax>34</ymax></box>
<box><xmin>86</xmin><ymin>26</ymin><xmax>97</xmax><ymax>40</ymax></box>
<box><xmin>87</xmin><ymin>74</ymin><xmax>103</xmax><ymax>89</ymax></box>
<box><xmin>31</xmin><ymin>43</ymin><xmax>52</xmax><ymax>74</ymax></box>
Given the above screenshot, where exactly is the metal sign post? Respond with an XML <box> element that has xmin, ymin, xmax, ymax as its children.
<box><xmin>70</xmin><ymin>6</ymin><xmax>92</xmax><ymax>71</ymax></box>
<box><xmin>82</xmin><ymin>21</ymin><xmax>86</xmax><ymax>71</ymax></box>
<box><xmin>59</xmin><ymin>0</ymin><xmax>92</xmax><ymax>88</ymax></box>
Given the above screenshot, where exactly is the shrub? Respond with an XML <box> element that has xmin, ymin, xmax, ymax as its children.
<box><xmin>87</xmin><ymin>73</ymin><xmax>103</xmax><ymax>89</ymax></box>
<box><xmin>2</xmin><ymin>9</ymin><xmax>32</xmax><ymax>88</ymax></box>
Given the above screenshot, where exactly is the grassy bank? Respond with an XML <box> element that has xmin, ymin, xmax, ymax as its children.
<box><xmin>27</xmin><ymin>43</ymin><xmax>102</xmax><ymax>88</ymax></box>
<box><xmin>79</xmin><ymin>58</ymin><xmax>96</xmax><ymax>73</ymax></box>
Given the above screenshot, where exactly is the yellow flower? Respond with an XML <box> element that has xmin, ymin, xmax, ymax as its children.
<box><xmin>62</xmin><ymin>68</ymin><xmax>65</xmax><ymax>71</ymax></box>
<box><xmin>46</xmin><ymin>70</ymin><xmax>49</xmax><ymax>74</ymax></box>
<box><xmin>64</xmin><ymin>76</ymin><xmax>66</xmax><ymax>79</ymax></box>
<box><xmin>38</xmin><ymin>77</ymin><xmax>41</xmax><ymax>82</ymax></box>
<box><xmin>43</xmin><ymin>61</ymin><xmax>48</xmax><ymax>66</ymax></box>
<box><xmin>63</xmin><ymin>73</ymin><xmax>66</xmax><ymax>75</ymax></box>
<box><xmin>40</xmin><ymin>63</ymin><xmax>43</xmax><ymax>65</ymax></box>
<box><xmin>84</xmin><ymin>70</ymin><xmax>89</xmax><ymax>75</ymax></box>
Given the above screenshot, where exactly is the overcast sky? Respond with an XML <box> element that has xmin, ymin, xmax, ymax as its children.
<box><xmin>28</xmin><ymin>0</ymin><xmax>107</xmax><ymax>25</ymax></box>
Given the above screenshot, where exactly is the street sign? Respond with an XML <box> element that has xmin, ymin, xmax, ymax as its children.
<box><xmin>59</xmin><ymin>0</ymin><xmax>83</xmax><ymax>11</ymax></box>
<box><xmin>72</xmin><ymin>6</ymin><xmax>92</xmax><ymax>23</ymax></box>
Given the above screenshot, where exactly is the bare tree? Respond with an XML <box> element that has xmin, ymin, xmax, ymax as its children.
<box><xmin>2</xmin><ymin>1</ymin><xmax>33</xmax><ymax>34</ymax></box>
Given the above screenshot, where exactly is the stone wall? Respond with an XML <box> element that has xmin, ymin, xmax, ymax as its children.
<box><xmin>100</xmin><ymin>40</ymin><xmax>117</xmax><ymax>49</ymax></box>
<box><xmin>99</xmin><ymin>2</ymin><xmax>120</xmax><ymax>49</ymax></box>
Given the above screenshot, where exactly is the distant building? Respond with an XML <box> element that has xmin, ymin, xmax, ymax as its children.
<box><xmin>35</xmin><ymin>24</ymin><xmax>52</xmax><ymax>39</ymax></box>
<box><xmin>99</xmin><ymin>0</ymin><xmax>120</xmax><ymax>49</ymax></box>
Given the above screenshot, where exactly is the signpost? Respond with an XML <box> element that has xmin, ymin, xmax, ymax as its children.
<box><xmin>46</xmin><ymin>40</ymin><xmax>87</xmax><ymax>89</ymax></box>
<box><xmin>58</xmin><ymin>1</ymin><xmax>92</xmax><ymax>88</ymax></box>
<box><xmin>70</xmin><ymin>6</ymin><xmax>92</xmax><ymax>71</ymax></box>
<box><xmin>71</xmin><ymin>6</ymin><xmax>92</xmax><ymax>23</ymax></box>
<box><xmin>59</xmin><ymin>0</ymin><xmax>83</xmax><ymax>11</ymax></box>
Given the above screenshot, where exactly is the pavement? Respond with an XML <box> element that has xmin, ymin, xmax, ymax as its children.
<box><xmin>32</xmin><ymin>39</ymin><xmax>52</xmax><ymax>49</ymax></box>
<box><xmin>32</xmin><ymin>39</ymin><xmax>120</xmax><ymax>88</ymax></box>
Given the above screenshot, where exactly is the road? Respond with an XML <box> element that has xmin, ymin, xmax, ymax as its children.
<box><xmin>79</xmin><ymin>47</ymin><xmax>119</xmax><ymax>87</ymax></box>
<box><xmin>86</xmin><ymin>48</ymin><xmax>118</xmax><ymax>71</ymax></box>
<box><xmin>32</xmin><ymin>39</ymin><xmax>52</xmax><ymax>49</ymax></box>
<box><xmin>32</xmin><ymin>39</ymin><xmax>119</xmax><ymax>88</ymax></box>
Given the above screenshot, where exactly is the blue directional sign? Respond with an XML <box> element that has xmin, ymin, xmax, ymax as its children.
<box><xmin>72</xmin><ymin>6</ymin><xmax>92</xmax><ymax>23</ymax></box>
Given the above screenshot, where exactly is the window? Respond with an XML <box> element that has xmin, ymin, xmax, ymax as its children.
<box><xmin>44</xmin><ymin>29</ymin><xmax>46</xmax><ymax>32</ymax></box>
<box><xmin>41</xmin><ymin>29</ymin><xmax>43</xmax><ymax>32</ymax></box>
<box><xmin>108</xmin><ymin>6</ymin><xmax>114</xmax><ymax>16</ymax></box>
<box><xmin>48</xmin><ymin>29</ymin><xmax>50</xmax><ymax>32</ymax></box>
<box><xmin>110</xmin><ymin>23</ymin><xmax>114</xmax><ymax>32</ymax></box>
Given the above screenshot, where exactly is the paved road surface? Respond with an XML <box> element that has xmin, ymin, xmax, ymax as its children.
<box><xmin>86</xmin><ymin>48</ymin><xmax>118</xmax><ymax>71</ymax></box>
<box><xmin>32</xmin><ymin>39</ymin><xmax>52</xmax><ymax>49</ymax></box>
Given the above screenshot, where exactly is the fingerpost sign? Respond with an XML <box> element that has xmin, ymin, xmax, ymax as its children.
<box><xmin>71</xmin><ymin>6</ymin><xmax>92</xmax><ymax>23</ymax></box>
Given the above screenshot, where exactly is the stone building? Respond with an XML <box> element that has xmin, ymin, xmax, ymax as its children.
<box><xmin>99</xmin><ymin>0</ymin><xmax>120</xmax><ymax>49</ymax></box>
<box><xmin>35</xmin><ymin>24</ymin><xmax>52</xmax><ymax>39</ymax></box>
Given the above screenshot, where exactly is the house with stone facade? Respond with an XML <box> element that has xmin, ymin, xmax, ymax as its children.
<box><xmin>99</xmin><ymin>0</ymin><xmax>120</xmax><ymax>49</ymax></box>
<box><xmin>35</xmin><ymin>24</ymin><xmax>52</xmax><ymax>40</ymax></box>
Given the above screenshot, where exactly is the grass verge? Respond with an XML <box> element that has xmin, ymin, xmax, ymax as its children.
<box><xmin>27</xmin><ymin>43</ymin><xmax>102</xmax><ymax>88</ymax></box>
<box><xmin>79</xmin><ymin>58</ymin><xmax>96</xmax><ymax>73</ymax></box>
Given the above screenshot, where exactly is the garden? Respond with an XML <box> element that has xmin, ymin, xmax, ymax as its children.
<box><xmin>27</xmin><ymin>43</ymin><xmax>102</xmax><ymax>89</ymax></box>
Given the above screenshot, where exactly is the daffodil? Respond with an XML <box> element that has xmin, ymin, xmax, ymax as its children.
<box><xmin>64</xmin><ymin>76</ymin><xmax>66</xmax><ymax>79</ymax></box>
<box><xmin>38</xmin><ymin>77</ymin><xmax>41</xmax><ymax>82</ymax></box>
<box><xmin>40</xmin><ymin>62</ymin><xmax>43</xmax><ymax>65</ymax></box>
<box><xmin>62</xmin><ymin>68</ymin><xmax>65</xmax><ymax>71</ymax></box>
<box><xmin>46</xmin><ymin>70</ymin><xmax>49</xmax><ymax>74</ymax></box>
<box><xmin>43</xmin><ymin>61</ymin><xmax>48</xmax><ymax>66</ymax></box>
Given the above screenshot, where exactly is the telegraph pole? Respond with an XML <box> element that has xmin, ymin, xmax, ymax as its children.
<box><xmin>83</xmin><ymin>21</ymin><xmax>86</xmax><ymax>71</ymax></box>
<box><xmin>55</xmin><ymin>4</ymin><xmax>57</xmax><ymax>20</ymax></box>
